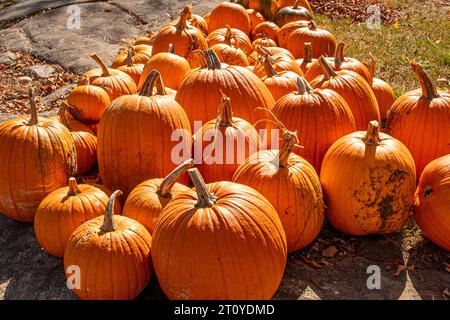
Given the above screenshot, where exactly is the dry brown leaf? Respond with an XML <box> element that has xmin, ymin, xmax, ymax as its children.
<box><xmin>322</xmin><ymin>245</ymin><xmax>339</xmax><ymax>258</ymax></box>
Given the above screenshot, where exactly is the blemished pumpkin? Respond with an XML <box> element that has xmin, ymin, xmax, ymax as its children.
<box><xmin>320</xmin><ymin>121</ymin><xmax>416</xmax><ymax>236</ymax></box>
<box><xmin>117</xmin><ymin>47</ymin><xmax>145</xmax><ymax>86</ymax></box>
<box><xmin>207</xmin><ymin>25</ymin><xmax>253</xmax><ymax>54</ymax></box>
<box><xmin>233</xmin><ymin>129</ymin><xmax>324</xmax><ymax>252</ymax></box>
<box><xmin>123</xmin><ymin>159</ymin><xmax>195</xmax><ymax>234</ymax></box>
<box><xmin>271</xmin><ymin>77</ymin><xmax>356</xmax><ymax>172</ymax></box>
<box><xmin>310</xmin><ymin>56</ymin><xmax>380</xmax><ymax>130</ymax></box>
<box><xmin>248</xmin><ymin>0</ymin><xmax>278</xmax><ymax>21</ymax></box>
<box><xmin>287</xmin><ymin>21</ymin><xmax>336</xmax><ymax>59</ymax></box>
<box><xmin>369</xmin><ymin>54</ymin><xmax>395</xmax><ymax>121</ymax></box>
<box><xmin>251</xmin><ymin>21</ymin><xmax>280</xmax><ymax>42</ymax></box>
<box><xmin>295</xmin><ymin>42</ymin><xmax>316</xmax><ymax>74</ymax></box>
<box><xmin>246</xmin><ymin>8</ymin><xmax>265</xmax><ymax>30</ymax></box>
<box><xmin>34</xmin><ymin>178</ymin><xmax>120</xmax><ymax>258</ymax></box>
<box><xmin>277</xmin><ymin>20</ymin><xmax>309</xmax><ymax>48</ymax></box>
<box><xmin>259</xmin><ymin>56</ymin><xmax>299</xmax><ymax>101</ymax></box>
<box><xmin>386</xmin><ymin>62</ymin><xmax>450</xmax><ymax>177</ymax></box>
<box><xmin>275</xmin><ymin>0</ymin><xmax>313</xmax><ymax>27</ymax></box>
<box><xmin>210</xmin><ymin>33</ymin><xmax>250</xmax><ymax>67</ymax></box>
<box><xmin>80</xmin><ymin>53</ymin><xmax>137</xmax><ymax>100</ymax></box>
<box><xmin>138</xmin><ymin>44</ymin><xmax>190</xmax><ymax>91</ymax></box>
<box><xmin>176</xmin><ymin>49</ymin><xmax>274</xmax><ymax>130</ymax></box>
<box><xmin>194</xmin><ymin>94</ymin><xmax>261</xmax><ymax>183</ymax></box>
<box><xmin>111</xmin><ymin>44</ymin><xmax>153</xmax><ymax>69</ymax></box>
<box><xmin>277</xmin><ymin>0</ymin><xmax>313</xmax><ymax>12</ymax></box>
<box><xmin>414</xmin><ymin>155</ymin><xmax>450</xmax><ymax>252</ymax></box>
<box><xmin>152</xmin><ymin>168</ymin><xmax>287</xmax><ymax>299</ymax></box>
<box><xmin>64</xmin><ymin>190</ymin><xmax>152</xmax><ymax>300</ymax></box>
<box><xmin>208</xmin><ymin>2</ymin><xmax>251</xmax><ymax>34</ymax></box>
<box><xmin>0</xmin><ymin>89</ymin><xmax>76</xmax><ymax>223</ymax></box>
<box><xmin>98</xmin><ymin>70</ymin><xmax>192</xmax><ymax>196</ymax></box>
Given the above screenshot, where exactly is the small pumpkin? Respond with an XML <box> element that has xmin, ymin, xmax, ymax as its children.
<box><xmin>111</xmin><ymin>45</ymin><xmax>153</xmax><ymax>68</ymax></box>
<box><xmin>320</xmin><ymin>121</ymin><xmax>416</xmax><ymax>235</ymax></box>
<box><xmin>134</xmin><ymin>32</ymin><xmax>155</xmax><ymax>46</ymax></box>
<box><xmin>295</xmin><ymin>42</ymin><xmax>316</xmax><ymax>74</ymax></box>
<box><xmin>64</xmin><ymin>190</ymin><xmax>152</xmax><ymax>300</ymax></box>
<box><xmin>251</xmin><ymin>21</ymin><xmax>280</xmax><ymax>42</ymax></box>
<box><xmin>369</xmin><ymin>54</ymin><xmax>395</xmax><ymax>122</ymax></box>
<box><xmin>118</xmin><ymin>47</ymin><xmax>145</xmax><ymax>86</ymax></box>
<box><xmin>414</xmin><ymin>155</ymin><xmax>450</xmax><ymax>252</ymax></box>
<box><xmin>275</xmin><ymin>0</ymin><xmax>313</xmax><ymax>27</ymax></box>
<box><xmin>287</xmin><ymin>21</ymin><xmax>336</xmax><ymax>59</ymax></box>
<box><xmin>252</xmin><ymin>46</ymin><xmax>303</xmax><ymax>78</ymax></box>
<box><xmin>277</xmin><ymin>20</ymin><xmax>309</xmax><ymax>48</ymax></box>
<box><xmin>246</xmin><ymin>8</ymin><xmax>266</xmax><ymax>30</ymax></box>
<box><xmin>208</xmin><ymin>2</ymin><xmax>251</xmax><ymax>34</ymax></box>
<box><xmin>207</xmin><ymin>25</ymin><xmax>253</xmax><ymax>54</ymax></box>
<box><xmin>152</xmin><ymin>168</ymin><xmax>287</xmax><ymax>299</ymax></box>
<box><xmin>252</xmin><ymin>37</ymin><xmax>277</xmax><ymax>48</ymax></box>
<box><xmin>259</xmin><ymin>56</ymin><xmax>299</xmax><ymax>101</ymax></box>
<box><xmin>210</xmin><ymin>33</ymin><xmax>250</xmax><ymax>67</ymax></box>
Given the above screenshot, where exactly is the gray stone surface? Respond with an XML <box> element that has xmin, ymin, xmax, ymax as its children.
<box><xmin>0</xmin><ymin>51</ymin><xmax>17</xmax><ymax>65</ymax></box>
<box><xmin>28</xmin><ymin>64</ymin><xmax>55</xmax><ymax>78</ymax></box>
<box><xmin>42</xmin><ymin>83</ymin><xmax>76</xmax><ymax>105</ymax></box>
<box><xmin>17</xmin><ymin>75</ymin><xmax>33</xmax><ymax>84</ymax></box>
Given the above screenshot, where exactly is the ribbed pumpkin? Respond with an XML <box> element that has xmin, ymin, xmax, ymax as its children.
<box><xmin>176</xmin><ymin>49</ymin><xmax>274</xmax><ymax>129</ymax></box>
<box><xmin>134</xmin><ymin>32</ymin><xmax>154</xmax><ymax>46</ymax></box>
<box><xmin>34</xmin><ymin>178</ymin><xmax>119</xmax><ymax>258</ymax></box>
<box><xmin>305</xmin><ymin>43</ymin><xmax>372</xmax><ymax>84</ymax></box>
<box><xmin>194</xmin><ymin>94</ymin><xmax>261</xmax><ymax>183</ymax></box>
<box><xmin>0</xmin><ymin>89</ymin><xmax>76</xmax><ymax>223</ymax></box>
<box><xmin>171</xmin><ymin>7</ymin><xmax>209</xmax><ymax>35</ymax></box>
<box><xmin>246</xmin><ymin>8</ymin><xmax>265</xmax><ymax>30</ymax></box>
<box><xmin>66</xmin><ymin>78</ymin><xmax>110</xmax><ymax>125</ymax></box>
<box><xmin>277</xmin><ymin>20</ymin><xmax>309</xmax><ymax>48</ymax></box>
<box><xmin>123</xmin><ymin>159</ymin><xmax>195</xmax><ymax>234</ymax></box>
<box><xmin>117</xmin><ymin>47</ymin><xmax>145</xmax><ymax>86</ymax></box>
<box><xmin>251</xmin><ymin>21</ymin><xmax>280</xmax><ymax>42</ymax></box>
<box><xmin>277</xmin><ymin>0</ymin><xmax>313</xmax><ymax>12</ymax></box>
<box><xmin>310</xmin><ymin>56</ymin><xmax>380</xmax><ymax>130</ymax></box>
<box><xmin>320</xmin><ymin>121</ymin><xmax>416</xmax><ymax>235</ymax></box>
<box><xmin>98</xmin><ymin>70</ymin><xmax>192</xmax><ymax>197</ymax></box>
<box><xmin>295</xmin><ymin>42</ymin><xmax>316</xmax><ymax>74</ymax></box>
<box><xmin>260</xmin><ymin>57</ymin><xmax>299</xmax><ymax>101</ymax></box>
<box><xmin>248</xmin><ymin>0</ymin><xmax>278</xmax><ymax>20</ymax></box>
<box><xmin>414</xmin><ymin>155</ymin><xmax>450</xmax><ymax>252</ymax></box>
<box><xmin>207</xmin><ymin>25</ymin><xmax>253</xmax><ymax>54</ymax></box>
<box><xmin>252</xmin><ymin>47</ymin><xmax>304</xmax><ymax>78</ymax></box>
<box><xmin>152</xmin><ymin>5</ymin><xmax>208</xmax><ymax>68</ymax></box>
<box><xmin>369</xmin><ymin>54</ymin><xmax>395</xmax><ymax>121</ymax></box>
<box><xmin>386</xmin><ymin>62</ymin><xmax>450</xmax><ymax>177</ymax></box>
<box><xmin>233</xmin><ymin>129</ymin><xmax>324</xmax><ymax>252</ymax></box>
<box><xmin>287</xmin><ymin>21</ymin><xmax>336</xmax><ymax>59</ymax></box>
<box><xmin>208</xmin><ymin>2</ymin><xmax>251</xmax><ymax>34</ymax></box>
<box><xmin>271</xmin><ymin>77</ymin><xmax>356</xmax><ymax>172</ymax></box>
<box><xmin>111</xmin><ymin>45</ymin><xmax>153</xmax><ymax>68</ymax></box>
<box><xmin>275</xmin><ymin>0</ymin><xmax>313</xmax><ymax>27</ymax></box>
<box><xmin>152</xmin><ymin>168</ymin><xmax>287</xmax><ymax>299</ymax></box>
<box><xmin>80</xmin><ymin>54</ymin><xmax>137</xmax><ymax>100</ymax></box>
<box><xmin>138</xmin><ymin>44</ymin><xmax>190</xmax><ymax>91</ymax></box>
<box><xmin>210</xmin><ymin>34</ymin><xmax>250</xmax><ymax>67</ymax></box>
<box><xmin>64</xmin><ymin>190</ymin><xmax>152</xmax><ymax>300</ymax></box>
<box><xmin>252</xmin><ymin>37</ymin><xmax>277</xmax><ymax>48</ymax></box>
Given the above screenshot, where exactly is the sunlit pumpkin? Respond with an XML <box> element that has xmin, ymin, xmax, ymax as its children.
<box><xmin>369</xmin><ymin>54</ymin><xmax>395</xmax><ymax>122</ymax></box>
<box><xmin>207</xmin><ymin>25</ymin><xmax>253</xmax><ymax>54</ymax></box>
<box><xmin>295</xmin><ymin>42</ymin><xmax>316</xmax><ymax>74</ymax></box>
<box><xmin>275</xmin><ymin>0</ymin><xmax>313</xmax><ymax>27</ymax></box>
<box><xmin>259</xmin><ymin>56</ymin><xmax>299</xmax><ymax>101</ymax></box>
<box><xmin>251</xmin><ymin>21</ymin><xmax>280</xmax><ymax>42</ymax></box>
<box><xmin>208</xmin><ymin>2</ymin><xmax>251</xmax><ymax>34</ymax></box>
<box><xmin>117</xmin><ymin>47</ymin><xmax>145</xmax><ymax>86</ymax></box>
<box><xmin>287</xmin><ymin>21</ymin><xmax>336</xmax><ymax>59</ymax></box>
<box><xmin>111</xmin><ymin>45</ymin><xmax>153</xmax><ymax>68</ymax></box>
<box><xmin>277</xmin><ymin>20</ymin><xmax>309</xmax><ymax>48</ymax></box>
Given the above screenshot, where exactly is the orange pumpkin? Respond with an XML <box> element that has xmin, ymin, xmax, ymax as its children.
<box><xmin>251</xmin><ymin>21</ymin><xmax>280</xmax><ymax>42</ymax></box>
<box><xmin>134</xmin><ymin>32</ymin><xmax>155</xmax><ymax>46</ymax></box>
<box><xmin>64</xmin><ymin>190</ymin><xmax>152</xmax><ymax>300</ymax></box>
<box><xmin>386</xmin><ymin>62</ymin><xmax>450</xmax><ymax>177</ymax></box>
<box><xmin>252</xmin><ymin>46</ymin><xmax>303</xmax><ymax>78</ymax></box>
<box><xmin>259</xmin><ymin>56</ymin><xmax>299</xmax><ymax>101</ymax></box>
<box><xmin>320</xmin><ymin>121</ymin><xmax>416</xmax><ymax>235</ymax></box>
<box><xmin>271</xmin><ymin>77</ymin><xmax>356</xmax><ymax>172</ymax></box>
<box><xmin>310</xmin><ymin>56</ymin><xmax>380</xmax><ymax>130</ymax></box>
<box><xmin>98</xmin><ymin>70</ymin><xmax>192</xmax><ymax>196</ymax></box>
<box><xmin>277</xmin><ymin>20</ymin><xmax>309</xmax><ymax>48</ymax></box>
<box><xmin>275</xmin><ymin>0</ymin><xmax>313</xmax><ymax>26</ymax></box>
<box><xmin>414</xmin><ymin>155</ymin><xmax>450</xmax><ymax>252</ymax></box>
<box><xmin>117</xmin><ymin>47</ymin><xmax>145</xmax><ymax>86</ymax></box>
<box><xmin>207</xmin><ymin>25</ymin><xmax>253</xmax><ymax>54</ymax></box>
<box><xmin>252</xmin><ymin>37</ymin><xmax>277</xmax><ymax>48</ymax></box>
<box><xmin>0</xmin><ymin>89</ymin><xmax>76</xmax><ymax>223</ymax></box>
<box><xmin>246</xmin><ymin>8</ymin><xmax>265</xmax><ymax>30</ymax></box>
<box><xmin>152</xmin><ymin>168</ymin><xmax>287</xmax><ymax>299</ymax></box>
<box><xmin>277</xmin><ymin>0</ymin><xmax>313</xmax><ymax>12</ymax></box>
<box><xmin>210</xmin><ymin>33</ymin><xmax>250</xmax><ymax>67</ymax></box>
<box><xmin>248</xmin><ymin>0</ymin><xmax>278</xmax><ymax>20</ymax></box>
<box><xmin>295</xmin><ymin>42</ymin><xmax>316</xmax><ymax>74</ymax></box>
<box><xmin>208</xmin><ymin>2</ymin><xmax>251</xmax><ymax>34</ymax></box>
<box><xmin>287</xmin><ymin>21</ymin><xmax>336</xmax><ymax>59</ymax></box>
<box><xmin>111</xmin><ymin>45</ymin><xmax>153</xmax><ymax>68</ymax></box>
<box><xmin>233</xmin><ymin>129</ymin><xmax>324</xmax><ymax>252</ymax></box>
<box><xmin>171</xmin><ymin>8</ymin><xmax>209</xmax><ymax>35</ymax></box>
<box><xmin>123</xmin><ymin>159</ymin><xmax>195</xmax><ymax>234</ymax></box>
<box><xmin>369</xmin><ymin>54</ymin><xmax>395</xmax><ymax>122</ymax></box>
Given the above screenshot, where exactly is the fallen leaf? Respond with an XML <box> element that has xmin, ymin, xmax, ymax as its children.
<box><xmin>443</xmin><ymin>288</ymin><xmax>450</xmax><ymax>297</ymax></box>
<box><xmin>322</xmin><ymin>245</ymin><xmax>339</xmax><ymax>258</ymax></box>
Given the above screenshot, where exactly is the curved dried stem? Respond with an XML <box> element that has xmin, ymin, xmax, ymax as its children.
<box><xmin>100</xmin><ymin>190</ymin><xmax>122</xmax><ymax>232</ymax></box>
<box><xmin>157</xmin><ymin>159</ymin><xmax>195</xmax><ymax>197</ymax></box>
<box><xmin>139</xmin><ymin>69</ymin><xmax>167</xmax><ymax>96</ymax></box>
<box><xmin>410</xmin><ymin>61</ymin><xmax>439</xmax><ymax>99</ymax></box>
<box><xmin>189</xmin><ymin>168</ymin><xmax>217</xmax><ymax>208</ymax></box>
<box><xmin>28</xmin><ymin>87</ymin><xmax>38</xmax><ymax>125</ymax></box>
<box><xmin>90</xmin><ymin>53</ymin><xmax>110</xmax><ymax>76</ymax></box>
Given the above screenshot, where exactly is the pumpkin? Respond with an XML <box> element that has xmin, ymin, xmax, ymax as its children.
<box><xmin>172</xmin><ymin>9</ymin><xmax>209</xmax><ymax>35</ymax></box>
<box><xmin>207</xmin><ymin>25</ymin><xmax>253</xmax><ymax>54</ymax></box>
<box><xmin>134</xmin><ymin>32</ymin><xmax>155</xmax><ymax>46</ymax></box>
<box><xmin>248</xmin><ymin>0</ymin><xmax>278</xmax><ymax>21</ymax></box>
<box><xmin>386</xmin><ymin>62</ymin><xmax>450</xmax><ymax>177</ymax></box>
<box><xmin>310</xmin><ymin>56</ymin><xmax>380</xmax><ymax>130</ymax></box>
<box><xmin>305</xmin><ymin>43</ymin><xmax>372</xmax><ymax>84</ymax></box>
<box><xmin>0</xmin><ymin>89</ymin><xmax>76</xmax><ymax>223</ymax></box>
<box><xmin>111</xmin><ymin>45</ymin><xmax>153</xmax><ymax>68</ymax></box>
<box><xmin>98</xmin><ymin>70</ymin><xmax>192</xmax><ymax>196</ymax></box>
<box><xmin>251</xmin><ymin>21</ymin><xmax>280</xmax><ymax>42</ymax></box>
<box><xmin>80</xmin><ymin>54</ymin><xmax>137</xmax><ymax>100</ymax></box>
<box><xmin>176</xmin><ymin>49</ymin><xmax>274</xmax><ymax>130</ymax></box>
<box><xmin>277</xmin><ymin>20</ymin><xmax>309</xmax><ymax>48</ymax></box>
<box><xmin>277</xmin><ymin>0</ymin><xmax>313</xmax><ymax>12</ymax></box>
<box><xmin>118</xmin><ymin>47</ymin><xmax>145</xmax><ymax>86</ymax></box>
<box><xmin>204</xmin><ymin>12</ymin><xmax>211</xmax><ymax>25</ymax></box>
<box><xmin>252</xmin><ymin>46</ymin><xmax>303</xmax><ymax>78</ymax></box>
<box><xmin>369</xmin><ymin>54</ymin><xmax>395</xmax><ymax>121</ymax></box>
<box><xmin>123</xmin><ymin>159</ymin><xmax>195</xmax><ymax>234</ymax></box>
<box><xmin>138</xmin><ymin>44</ymin><xmax>190</xmax><ymax>91</ymax></box>
<box><xmin>66</xmin><ymin>78</ymin><xmax>110</xmax><ymax>125</ymax></box>
<box><xmin>271</xmin><ymin>77</ymin><xmax>356</xmax><ymax>172</ymax></box>
<box><xmin>252</xmin><ymin>37</ymin><xmax>277</xmax><ymax>48</ymax></box>
<box><xmin>208</xmin><ymin>2</ymin><xmax>251</xmax><ymax>34</ymax></box>
<box><xmin>152</xmin><ymin>5</ymin><xmax>208</xmax><ymax>68</ymax></box>
<box><xmin>233</xmin><ymin>129</ymin><xmax>324</xmax><ymax>252</ymax></box>
<box><xmin>295</xmin><ymin>42</ymin><xmax>316</xmax><ymax>74</ymax></box>
<box><xmin>320</xmin><ymin>121</ymin><xmax>416</xmax><ymax>235</ymax></box>
<box><xmin>287</xmin><ymin>21</ymin><xmax>336</xmax><ymax>59</ymax></box>
<box><xmin>64</xmin><ymin>190</ymin><xmax>152</xmax><ymax>300</ymax></box>
<box><xmin>246</xmin><ymin>8</ymin><xmax>265</xmax><ymax>30</ymax></box>
<box><xmin>194</xmin><ymin>94</ymin><xmax>261</xmax><ymax>183</ymax></box>
<box><xmin>414</xmin><ymin>155</ymin><xmax>450</xmax><ymax>252</ymax></box>
<box><xmin>275</xmin><ymin>0</ymin><xmax>313</xmax><ymax>27</ymax></box>
<box><xmin>259</xmin><ymin>56</ymin><xmax>299</xmax><ymax>101</ymax></box>
<box><xmin>210</xmin><ymin>33</ymin><xmax>250</xmax><ymax>67</ymax></box>
<box><xmin>152</xmin><ymin>168</ymin><xmax>287</xmax><ymax>299</ymax></box>
<box><xmin>34</xmin><ymin>178</ymin><xmax>119</xmax><ymax>257</ymax></box>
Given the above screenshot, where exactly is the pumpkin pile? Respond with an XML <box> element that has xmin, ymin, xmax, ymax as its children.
<box><xmin>0</xmin><ymin>1</ymin><xmax>449</xmax><ymax>300</ymax></box>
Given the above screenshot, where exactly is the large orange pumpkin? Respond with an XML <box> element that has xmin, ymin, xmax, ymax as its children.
<box><xmin>310</xmin><ymin>56</ymin><xmax>380</xmax><ymax>130</ymax></box>
<box><xmin>246</xmin><ymin>8</ymin><xmax>265</xmax><ymax>30</ymax></box>
<box><xmin>251</xmin><ymin>21</ymin><xmax>280</xmax><ymax>42</ymax></box>
<box><xmin>152</xmin><ymin>168</ymin><xmax>287</xmax><ymax>299</ymax></box>
<box><xmin>320</xmin><ymin>121</ymin><xmax>416</xmax><ymax>235</ymax></box>
<box><xmin>277</xmin><ymin>20</ymin><xmax>309</xmax><ymax>48</ymax></box>
<box><xmin>208</xmin><ymin>2</ymin><xmax>251</xmax><ymax>34</ymax></box>
<box><xmin>414</xmin><ymin>155</ymin><xmax>450</xmax><ymax>252</ymax></box>
<box><xmin>386</xmin><ymin>62</ymin><xmax>450</xmax><ymax>177</ymax></box>
<box><xmin>287</xmin><ymin>21</ymin><xmax>336</xmax><ymax>59</ymax></box>
<box><xmin>369</xmin><ymin>54</ymin><xmax>395</xmax><ymax>122</ymax></box>
<box><xmin>64</xmin><ymin>190</ymin><xmax>152</xmax><ymax>300</ymax></box>
<box><xmin>98</xmin><ymin>70</ymin><xmax>192</xmax><ymax>197</ymax></box>
<box><xmin>210</xmin><ymin>34</ymin><xmax>250</xmax><ymax>67</ymax></box>
<box><xmin>207</xmin><ymin>25</ymin><xmax>253</xmax><ymax>54</ymax></box>
<box><xmin>259</xmin><ymin>56</ymin><xmax>299</xmax><ymax>101</ymax></box>
<box><xmin>275</xmin><ymin>0</ymin><xmax>313</xmax><ymax>26</ymax></box>
<box><xmin>0</xmin><ymin>89</ymin><xmax>76</xmax><ymax>223</ymax></box>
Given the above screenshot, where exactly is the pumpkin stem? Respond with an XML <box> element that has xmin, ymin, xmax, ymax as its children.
<box><xmin>296</xmin><ymin>77</ymin><xmax>314</xmax><ymax>95</ymax></box>
<box><xmin>125</xmin><ymin>47</ymin><xmax>134</xmax><ymax>67</ymax></box>
<box><xmin>139</xmin><ymin>69</ymin><xmax>167</xmax><ymax>96</ymax></box>
<box><xmin>101</xmin><ymin>190</ymin><xmax>122</xmax><ymax>232</ymax></box>
<box><xmin>293</xmin><ymin>0</ymin><xmax>300</xmax><ymax>9</ymax></box>
<box><xmin>67</xmin><ymin>177</ymin><xmax>81</xmax><ymax>196</ymax></box>
<box><xmin>157</xmin><ymin>159</ymin><xmax>196</xmax><ymax>197</ymax></box>
<box><xmin>189</xmin><ymin>168</ymin><xmax>217</xmax><ymax>208</ymax></box>
<box><xmin>275</xmin><ymin>130</ymin><xmax>299</xmax><ymax>168</ymax></box>
<box><xmin>308</xmin><ymin>20</ymin><xmax>317</xmax><ymax>31</ymax></box>
<box><xmin>168</xmin><ymin>43</ymin><xmax>175</xmax><ymax>54</ymax></box>
<box><xmin>224</xmin><ymin>25</ymin><xmax>233</xmax><ymax>45</ymax></box>
<box><xmin>27</xmin><ymin>87</ymin><xmax>39</xmax><ymax>125</ymax></box>
<box><xmin>369</xmin><ymin>53</ymin><xmax>377</xmax><ymax>79</ymax></box>
<box><xmin>262</xmin><ymin>56</ymin><xmax>278</xmax><ymax>78</ymax></box>
<box><xmin>410</xmin><ymin>61</ymin><xmax>439</xmax><ymax>99</ymax></box>
<box><xmin>178</xmin><ymin>4</ymin><xmax>192</xmax><ymax>29</ymax></box>
<box><xmin>90</xmin><ymin>53</ymin><xmax>110</xmax><ymax>77</ymax></box>
<box><xmin>206</xmin><ymin>49</ymin><xmax>222</xmax><ymax>70</ymax></box>
<box><xmin>364</xmin><ymin>121</ymin><xmax>381</xmax><ymax>146</ymax></box>
<box><xmin>335</xmin><ymin>43</ymin><xmax>346</xmax><ymax>68</ymax></box>
<box><xmin>319</xmin><ymin>55</ymin><xmax>337</xmax><ymax>78</ymax></box>
<box><xmin>218</xmin><ymin>92</ymin><xmax>234</xmax><ymax>126</ymax></box>
<box><xmin>304</xmin><ymin>42</ymin><xmax>312</xmax><ymax>63</ymax></box>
